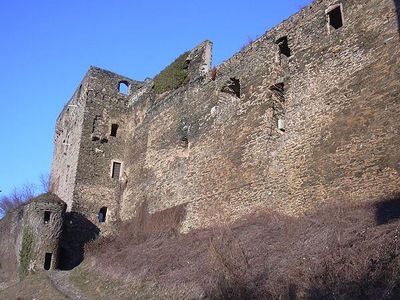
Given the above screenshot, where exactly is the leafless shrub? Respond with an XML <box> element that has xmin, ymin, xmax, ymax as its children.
<box><xmin>241</xmin><ymin>36</ymin><xmax>254</xmax><ymax>51</ymax></box>
<box><xmin>0</xmin><ymin>196</ymin><xmax>23</xmax><ymax>216</ymax></box>
<box><xmin>0</xmin><ymin>175</ymin><xmax>53</xmax><ymax>217</ymax></box>
<box><xmin>203</xmin><ymin>226</ymin><xmax>254</xmax><ymax>299</ymax></box>
<box><xmin>39</xmin><ymin>173</ymin><xmax>51</xmax><ymax>193</ymax></box>
<box><xmin>0</xmin><ymin>183</ymin><xmax>37</xmax><ymax>216</ymax></box>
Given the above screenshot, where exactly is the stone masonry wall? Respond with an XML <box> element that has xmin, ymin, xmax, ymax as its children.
<box><xmin>0</xmin><ymin>194</ymin><xmax>66</xmax><ymax>280</ymax></box>
<box><xmin>72</xmin><ymin>67</ymin><xmax>143</xmax><ymax>230</ymax></box>
<box><xmin>0</xmin><ymin>207</ymin><xmax>24</xmax><ymax>282</ymax></box>
<box><xmin>118</xmin><ymin>0</ymin><xmax>400</xmax><ymax>231</ymax></box>
<box><xmin>51</xmin><ymin>78</ymin><xmax>87</xmax><ymax>210</ymax></box>
<box><xmin>51</xmin><ymin>0</ymin><xmax>400</xmax><ymax>233</ymax></box>
<box><xmin>23</xmin><ymin>196</ymin><xmax>66</xmax><ymax>271</ymax></box>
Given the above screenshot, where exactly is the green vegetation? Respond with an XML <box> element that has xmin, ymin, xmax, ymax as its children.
<box><xmin>19</xmin><ymin>227</ymin><xmax>34</xmax><ymax>277</ymax></box>
<box><xmin>153</xmin><ymin>51</ymin><xmax>190</xmax><ymax>94</ymax></box>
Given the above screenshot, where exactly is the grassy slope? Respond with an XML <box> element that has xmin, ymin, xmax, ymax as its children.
<box><xmin>0</xmin><ymin>272</ymin><xmax>67</xmax><ymax>300</ymax></box>
<box><xmin>74</xmin><ymin>194</ymin><xmax>400</xmax><ymax>299</ymax></box>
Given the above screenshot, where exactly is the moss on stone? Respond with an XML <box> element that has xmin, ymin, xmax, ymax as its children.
<box><xmin>19</xmin><ymin>227</ymin><xmax>34</xmax><ymax>277</ymax></box>
<box><xmin>153</xmin><ymin>51</ymin><xmax>190</xmax><ymax>94</ymax></box>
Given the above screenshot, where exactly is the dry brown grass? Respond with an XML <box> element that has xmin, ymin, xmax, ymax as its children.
<box><xmin>0</xmin><ymin>272</ymin><xmax>67</xmax><ymax>300</ymax></box>
<box><xmin>83</xmin><ymin>194</ymin><xmax>400</xmax><ymax>299</ymax></box>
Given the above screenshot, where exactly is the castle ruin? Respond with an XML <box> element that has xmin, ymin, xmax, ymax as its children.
<box><xmin>2</xmin><ymin>0</ymin><xmax>400</xmax><ymax>277</ymax></box>
<box><xmin>51</xmin><ymin>0</ymin><xmax>400</xmax><ymax>233</ymax></box>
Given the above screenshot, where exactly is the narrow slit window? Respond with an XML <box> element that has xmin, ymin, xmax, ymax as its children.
<box><xmin>44</xmin><ymin>253</ymin><xmax>52</xmax><ymax>270</ymax></box>
<box><xmin>44</xmin><ymin>211</ymin><xmax>51</xmax><ymax>224</ymax></box>
<box><xmin>276</xmin><ymin>36</ymin><xmax>291</xmax><ymax>57</ymax></box>
<box><xmin>111</xmin><ymin>161</ymin><xmax>122</xmax><ymax>179</ymax></box>
<box><xmin>110</xmin><ymin>124</ymin><xmax>119</xmax><ymax>137</ymax></box>
<box><xmin>98</xmin><ymin>207</ymin><xmax>107</xmax><ymax>223</ymax></box>
<box><xmin>327</xmin><ymin>5</ymin><xmax>343</xmax><ymax>31</ymax></box>
<box><xmin>118</xmin><ymin>81</ymin><xmax>129</xmax><ymax>95</ymax></box>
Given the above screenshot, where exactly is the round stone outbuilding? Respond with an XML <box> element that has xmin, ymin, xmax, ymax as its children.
<box><xmin>19</xmin><ymin>193</ymin><xmax>66</xmax><ymax>272</ymax></box>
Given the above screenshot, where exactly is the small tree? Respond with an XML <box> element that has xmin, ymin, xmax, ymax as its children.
<box><xmin>0</xmin><ymin>183</ymin><xmax>38</xmax><ymax>216</ymax></box>
<box><xmin>0</xmin><ymin>195</ymin><xmax>24</xmax><ymax>216</ymax></box>
<box><xmin>39</xmin><ymin>173</ymin><xmax>51</xmax><ymax>193</ymax></box>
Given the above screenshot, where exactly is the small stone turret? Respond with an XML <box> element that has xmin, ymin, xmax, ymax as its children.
<box><xmin>18</xmin><ymin>193</ymin><xmax>66</xmax><ymax>274</ymax></box>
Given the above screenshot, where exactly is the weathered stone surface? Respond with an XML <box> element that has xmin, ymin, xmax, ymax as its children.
<box><xmin>51</xmin><ymin>0</ymin><xmax>400</xmax><ymax>233</ymax></box>
<box><xmin>0</xmin><ymin>194</ymin><xmax>66</xmax><ymax>279</ymax></box>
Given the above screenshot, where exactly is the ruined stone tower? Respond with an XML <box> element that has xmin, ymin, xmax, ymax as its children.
<box><xmin>51</xmin><ymin>67</ymin><xmax>143</xmax><ymax>228</ymax></box>
<box><xmin>19</xmin><ymin>194</ymin><xmax>66</xmax><ymax>272</ymax></box>
<box><xmin>50</xmin><ymin>0</ymin><xmax>400</xmax><ymax>233</ymax></box>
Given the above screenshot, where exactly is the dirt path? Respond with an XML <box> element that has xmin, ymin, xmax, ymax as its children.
<box><xmin>47</xmin><ymin>270</ymin><xmax>92</xmax><ymax>300</ymax></box>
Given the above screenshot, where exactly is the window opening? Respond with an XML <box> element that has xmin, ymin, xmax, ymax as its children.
<box><xmin>110</xmin><ymin>124</ymin><xmax>119</xmax><ymax>137</ymax></box>
<box><xmin>118</xmin><ymin>81</ymin><xmax>129</xmax><ymax>95</ymax></box>
<box><xmin>327</xmin><ymin>5</ymin><xmax>343</xmax><ymax>31</ymax></box>
<box><xmin>221</xmin><ymin>77</ymin><xmax>240</xmax><ymax>98</ymax></box>
<box><xmin>98</xmin><ymin>207</ymin><xmax>107</xmax><ymax>223</ymax></box>
<box><xmin>44</xmin><ymin>211</ymin><xmax>51</xmax><ymax>224</ymax></box>
<box><xmin>278</xmin><ymin>119</ymin><xmax>285</xmax><ymax>132</ymax></box>
<box><xmin>276</xmin><ymin>36</ymin><xmax>291</xmax><ymax>57</ymax></box>
<box><xmin>111</xmin><ymin>162</ymin><xmax>122</xmax><ymax>179</ymax></box>
<box><xmin>44</xmin><ymin>253</ymin><xmax>52</xmax><ymax>270</ymax></box>
<box><xmin>269</xmin><ymin>82</ymin><xmax>285</xmax><ymax>102</ymax></box>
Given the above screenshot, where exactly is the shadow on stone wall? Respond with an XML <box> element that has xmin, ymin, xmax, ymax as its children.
<box><xmin>395</xmin><ymin>0</ymin><xmax>400</xmax><ymax>33</ymax></box>
<box><xmin>58</xmin><ymin>212</ymin><xmax>99</xmax><ymax>270</ymax></box>
<box><xmin>375</xmin><ymin>193</ymin><xmax>400</xmax><ymax>225</ymax></box>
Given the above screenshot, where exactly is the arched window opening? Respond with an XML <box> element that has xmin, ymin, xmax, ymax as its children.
<box><xmin>98</xmin><ymin>207</ymin><xmax>107</xmax><ymax>223</ymax></box>
<box><xmin>118</xmin><ymin>81</ymin><xmax>129</xmax><ymax>95</ymax></box>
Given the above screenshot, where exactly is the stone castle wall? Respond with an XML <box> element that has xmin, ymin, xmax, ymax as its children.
<box><xmin>51</xmin><ymin>78</ymin><xmax>87</xmax><ymax>210</ymax></box>
<box><xmin>71</xmin><ymin>67</ymin><xmax>143</xmax><ymax>228</ymax></box>
<box><xmin>51</xmin><ymin>0</ymin><xmax>400</xmax><ymax>232</ymax></box>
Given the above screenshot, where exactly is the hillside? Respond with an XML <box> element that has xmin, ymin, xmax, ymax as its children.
<box><xmin>5</xmin><ymin>195</ymin><xmax>400</xmax><ymax>299</ymax></box>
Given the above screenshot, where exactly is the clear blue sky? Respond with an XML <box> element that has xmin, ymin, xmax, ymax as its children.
<box><xmin>0</xmin><ymin>0</ymin><xmax>312</xmax><ymax>196</ymax></box>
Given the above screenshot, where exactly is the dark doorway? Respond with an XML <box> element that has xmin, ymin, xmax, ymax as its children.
<box><xmin>44</xmin><ymin>252</ymin><xmax>52</xmax><ymax>270</ymax></box>
<box><xmin>58</xmin><ymin>212</ymin><xmax>100</xmax><ymax>271</ymax></box>
<box><xmin>98</xmin><ymin>207</ymin><xmax>107</xmax><ymax>223</ymax></box>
